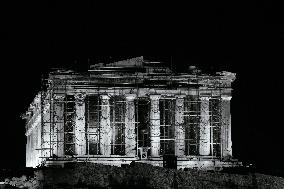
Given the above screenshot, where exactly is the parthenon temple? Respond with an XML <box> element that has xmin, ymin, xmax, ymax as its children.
<box><xmin>23</xmin><ymin>56</ymin><xmax>241</xmax><ymax>170</ymax></box>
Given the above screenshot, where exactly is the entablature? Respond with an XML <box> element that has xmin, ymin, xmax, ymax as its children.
<box><xmin>52</xmin><ymin>88</ymin><xmax>232</xmax><ymax>99</ymax></box>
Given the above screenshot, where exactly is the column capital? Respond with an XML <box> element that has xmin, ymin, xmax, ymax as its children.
<box><xmin>200</xmin><ymin>96</ymin><xmax>211</xmax><ymax>101</ymax></box>
<box><xmin>221</xmin><ymin>96</ymin><xmax>232</xmax><ymax>101</ymax></box>
<box><xmin>100</xmin><ymin>94</ymin><xmax>110</xmax><ymax>100</ymax></box>
<box><xmin>125</xmin><ymin>94</ymin><xmax>137</xmax><ymax>101</ymax></box>
<box><xmin>74</xmin><ymin>93</ymin><xmax>86</xmax><ymax>101</ymax></box>
<box><xmin>175</xmin><ymin>94</ymin><xmax>186</xmax><ymax>99</ymax></box>
<box><xmin>53</xmin><ymin>94</ymin><xmax>65</xmax><ymax>100</ymax></box>
<box><xmin>74</xmin><ymin>93</ymin><xmax>86</xmax><ymax>106</ymax></box>
<box><xmin>149</xmin><ymin>94</ymin><xmax>161</xmax><ymax>100</ymax></box>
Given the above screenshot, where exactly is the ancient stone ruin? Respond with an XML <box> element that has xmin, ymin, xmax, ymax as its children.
<box><xmin>23</xmin><ymin>56</ymin><xmax>241</xmax><ymax>170</ymax></box>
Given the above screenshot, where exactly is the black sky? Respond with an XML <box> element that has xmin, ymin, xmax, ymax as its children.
<box><xmin>1</xmin><ymin>4</ymin><xmax>283</xmax><ymax>176</ymax></box>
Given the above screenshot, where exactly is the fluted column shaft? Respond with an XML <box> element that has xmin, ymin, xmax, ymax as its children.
<box><xmin>149</xmin><ymin>95</ymin><xmax>161</xmax><ymax>157</ymax></box>
<box><xmin>52</xmin><ymin>94</ymin><xmax>65</xmax><ymax>157</ymax></box>
<box><xmin>199</xmin><ymin>97</ymin><xmax>211</xmax><ymax>156</ymax></box>
<box><xmin>75</xmin><ymin>93</ymin><xmax>86</xmax><ymax>156</ymax></box>
<box><xmin>100</xmin><ymin>95</ymin><xmax>111</xmax><ymax>156</ymax></box>
<box><xmin>125</xmin><ymin>94</ymin><xmax>136</xmax><ymax>156</ymax></box>
<box><xmin>175</xmin><ymin>95</ymin><xmax>185</xmax><ymax>156</ymax></box>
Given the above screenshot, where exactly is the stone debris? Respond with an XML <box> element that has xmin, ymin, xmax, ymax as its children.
<box><xmin>3</xmin><ymin>162</ymin><xmax>284</xmax><ymax>189</ymax></box>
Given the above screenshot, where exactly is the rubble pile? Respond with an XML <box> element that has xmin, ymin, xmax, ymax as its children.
<box><xmin>4</xmin><ymin>174</ymin><xmax>39</xmax><ymax>189</ymax></box>
<box><xmin>3</xmin><ymin>162</ymin><xmax>284</xmax><ymax>188</ymax></box>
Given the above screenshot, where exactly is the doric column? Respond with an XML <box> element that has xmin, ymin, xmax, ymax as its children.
<box><xmin>100</xmin><ymin>95</ymin><xmax>111</xmax><ymax>156</ymax></box>
<box><xmin>42</xmin><ymin>107</ymin><xmax>51</xmax><ymax>158</ymax></box>
<box><xmin>27</xmin><ymin>135</ymin><xmax>31</xmax><ymax>167</ymax></box>
<box><xmin>221</xmin><ymin>96</ymin><xmax>232</xmax><ymax>158</ymax></box>
<box><xmin>199</xmin><ymin>96</ymin><xmax>211</xmax><ymax>156</ymax></box>
<box><xmin>32</xmin><ymin>129</ymin><xmax>37</xmax><ymax>167</ymax></box>
<box><xmin>175</xmin><ymin>95</ymin><xmax>186</xmax><ymax>156</ymax></box>
<box><xmin>52</xmin><ymin>94</ymin><xmax>65</xmax><ymax>157</ymax></box>
<box><xmin>74</xmin><ymin>93</ymin><xmax>86</xmax><ymax>156</ymax></box>
<box><xmin>37</xmin><ymin>125</ymin><xmax>41</xmax><ymax>166</ymax></box>
<box><xmin>125</xmin><ymin>94</ymin><xmax>136</xmax><ymax>156</ymax></box>
<box><xmin>149</xmin><ymin>95</ymin><xmax>161</xmax><ymax>157</ymax></box>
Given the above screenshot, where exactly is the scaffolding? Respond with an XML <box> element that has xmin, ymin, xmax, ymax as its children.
<box><xmin>38</xmin><ymin>75</ymin><xmax>142</xmax><ymax>162</ymax></box>
<box><xmin>38</xmin><ymin>78</ymin><xmax>224</xmax><ymax>161</ymax></box>
<box><xmin>25</xmin><ymin>60</ymin><xmax>234</xmax><ymax>168</ymax></box>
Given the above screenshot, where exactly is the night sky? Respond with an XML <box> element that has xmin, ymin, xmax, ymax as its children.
<box><xmin>1</xmin><ymin>4</ymin><xmax>283</xmax><ymax>176</ymax></box>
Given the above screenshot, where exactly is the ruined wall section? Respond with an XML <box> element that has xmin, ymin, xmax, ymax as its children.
<box><xmin>25</xmin><ymin>94</ymin><xmax>41</xmax><ymax>168</ymax></box>
<box><xmin>24</xmin><ymin>92</ymin><xmax>52</xmax><ymax>168</ymax></box>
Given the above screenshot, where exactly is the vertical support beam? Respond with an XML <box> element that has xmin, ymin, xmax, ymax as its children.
<box><xmin>53</xmin><ymin>94</ymin><xmax>65</xmax><ymax>157</ymax></box>
<box><xmin>37</xmin><ymin>124</ymin><xmax>41</xmax><ymax>166</ymax></box>
<box><xmin>199</xmin><ymin>97</ymin><xmax>211</xmax><ymax>156</ymax></box>
<box><xmin>221</xmin><ymin>96</ymin><xmax>232</xmax><ymax>158</ymax></box>
<box><xmin>175</xmin><ymin>95</ymin><xmax>186</xmax><ymax>156</ymax></box>
<box><xmin>74</xmin><ymin>93</ymin><xmax>86</xmax><ymax>156</ymax></box>
<box><xmin>43</xmin><ymin>105</ymin><xmax>51</xmax><ymax>159</ymax></box>
<box><xmin>33</xmin><ymin>129</ymin><xmax>37</xmax><ymax>167</ymax></box>
<box><xmin>40</xmin><ymin>111</ymin><xmax>49</xmax><ymax>159</ymax></box>
<box><xmin>40</xmin><ymin>103</ymin><xmax>50</xmax><ymax>160</ymax></box>
<box><xmin>100</xmin><ymin>95</ymin><xmax>111</xmax><ymax>156</ymax></box>
<box><xmin>149</xmin><ymin>95</ymin><xmax>161</xmax><ymax>157</ymax></box>
<box><xmin>32</xmin><ymin>127</ymin><xmax>37</xmax><ymax>167</ymax></box>
<box><xmin>125</xmin><ymin>94</ymin><xmax>136</xmax><ymax>156</ymax></box>
<box><xmin>27</xmin><ymin>135</ymin><xmax>31</xmax><ymax>167</ymax></box>
<box><xmin>30</xmin><ymin>134</ymin><xmax>33</xmax><ymax>166</ymax></box>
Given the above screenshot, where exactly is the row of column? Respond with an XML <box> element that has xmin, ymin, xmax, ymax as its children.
<box><xmin>52</xmin><ymin>93</ymin><xmax>232</xmax><ymax>158</ymax></box>
<box><xmin>96</xmin><ymin>94</ymin><xmax>137</xmax><ymax>156</ymax></box>
<box><xmin>75</xmin><ymin>94</ymin><xmax>137</xmax><ymax>157</ymax></box>
<box><xmin>51</xmin><ymin>93</ymin><xmax>137</xmax><ymax>157</ymax></box>
<box><xmin>149</xmin><ymin>95</ymin><xmax>232</xmax><ymax>158</ymax></box>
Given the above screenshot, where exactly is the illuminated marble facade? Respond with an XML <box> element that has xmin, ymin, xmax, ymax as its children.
<box><xmin>23</xmin><ymin>56</ymin><xmax>240</xmax><ymax>170</ymax></box>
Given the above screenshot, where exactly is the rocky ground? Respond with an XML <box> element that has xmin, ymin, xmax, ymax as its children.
<box><xmin>1</xmin><ymin>162</ymin><xmax>284</xmax><ymax>188</ymax></box>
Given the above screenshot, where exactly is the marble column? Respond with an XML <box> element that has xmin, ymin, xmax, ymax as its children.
<box><xmin>125</xmin><ymin>94</ymin><xmax>136</xmax><ymax>156</ymax></box>
<box><xmin>199</xmin><ymin>97</ymin><xmax>211</xmax><ymax>156</ymax></box>
<box><xmin>100</xmin><ymin>95</ymin><xmax>111</xmax><ymax>156</ymax></box>
<box><xmin>26</xmin><ymin>135</ymin><xmax>31</xmax><ymax>167</ymax></box>
<box><xmin>53</xmin><ymin>94</ymin><xmax>65</xmax><ymax>157</ymax></box>
<box><xmin>41</xmin><ymin>107</ymin><xmax>51</xmax><ymax>158</ymax></box>
<box><xmin>221</xmin><ymin>96</ymin><xmax>232</xmax><ymax>158</ymax></box>
<box><xmin>149</xmin><ymin>95</ymin><xmax>161</xmax><ymax>157</ymax></box>
<box><xmin>37</xmin><ymin>124</ymin><xmax>41</xmax><ymax>165</ymax></box>
<box><xmin>175</xmin><ymin>95</ymin><xmax>186</xmax><ymax>156</ymax></box>
<box><xmin>74</xmin><ymin>93</ymin><xmax>86</xmax><ymax>156</ymax></box>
